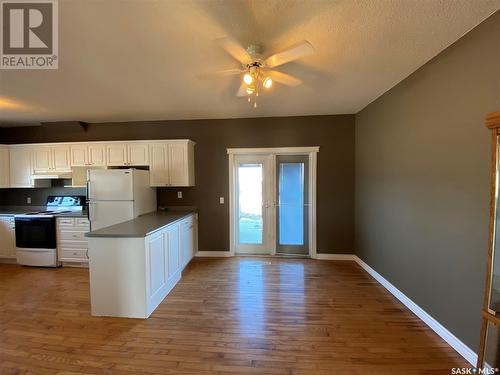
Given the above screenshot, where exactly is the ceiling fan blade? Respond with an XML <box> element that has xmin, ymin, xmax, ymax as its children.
<box><xmin>216</xmin><ymin>37</ymin><xmax>252</xmax><ymax>65</ymax></box>
<box><xmin>265</xmin><ymin>40</ymin><xmax>314</xmax><ymax>68</ymax></box>
<box><xmin>236</xmin><ymin>83</ymin><xmax>247</xmax><ymax>97</ymax></box>
<box><xmin>196</xmin><ymin>69</ymin><xmax>243</xmax><ymax>79</ymax></box>
<box><xmin>269</xmin><ymin>70</ymin><xmax>302</xmax><ymax>87</ymax></box>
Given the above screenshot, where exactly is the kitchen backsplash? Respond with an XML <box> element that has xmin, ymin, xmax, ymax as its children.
<box><xmin>0</xmin><ymin>187</ymin><xmax>87</xmax><ymax>206</ymax></box>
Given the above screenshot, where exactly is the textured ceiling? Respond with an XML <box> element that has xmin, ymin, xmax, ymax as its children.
<box><xmin>0</xmin><ymin>0</ymin><xmax>499</xmax><ymax>125</ymax></box>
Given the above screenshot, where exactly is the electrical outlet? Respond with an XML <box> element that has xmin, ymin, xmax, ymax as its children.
<box><xmin>219</xmin><ymin>197</ymin><xmax>224</xmax><ymax>204</ymax></box>
<box><xmin>26</xmin><ymin>197</ymin><xmax>31</xmax><ymax>204</ymax></box>
<box><xmin>177</xmin><ymin>191</ymin><xmax>182</xmax><ymax>199</ymax></box>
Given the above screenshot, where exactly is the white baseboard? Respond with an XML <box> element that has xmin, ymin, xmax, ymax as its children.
<box><xmin>195</xmin><ymin>251</ymin><xmax>232</xmax><ymax>257</ymax></box>
<box><xmin>314</xmin><ymin>253</ymin><xmax>357</xmax><ymax>260</ymax></box>
<box><xmin>354</xmin><ymin>256</ymin><xmax>477</xmax><ymax>366</ymax></box>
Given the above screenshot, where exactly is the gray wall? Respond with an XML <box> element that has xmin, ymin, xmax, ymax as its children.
<box><xmin>0</xmin><ymin>114</ymin><xmax>355</xmax><ymax>254</ymax></box>
<box><xmin>355</xmin><ymin>11</ymin><xmax>500</xmax><ymax>350</ymax></box>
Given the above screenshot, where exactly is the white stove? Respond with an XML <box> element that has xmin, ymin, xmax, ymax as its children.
<box><xmin>14</xmin><ymin>196</ymin><xmax>85</xmax><ymax>267</ymax></box>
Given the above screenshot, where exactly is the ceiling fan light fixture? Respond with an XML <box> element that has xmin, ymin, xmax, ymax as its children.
<box><xmin>246</xmin><ymin>86</ymin><xmax>255</xmax><ymax>95</ymax></box>
<box><xmin>263</xmin><ymin>76</ymin><xmax>273</xmax><ymax>89</ymax></box>
<box><xmin>243</xmin><ymin>72</ymin><xmax>253</xmax><ymax>85</ymax></box>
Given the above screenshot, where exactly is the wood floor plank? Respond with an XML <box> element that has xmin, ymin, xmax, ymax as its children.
<box><xmin>0</xmin><ymin>257</ymin><xmax>468</xmax><ymax>374</ymax></box>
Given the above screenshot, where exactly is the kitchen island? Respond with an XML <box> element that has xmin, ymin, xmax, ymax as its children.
<box><xmin>86</xmin><ymin>210</ymin><xmax>197</xmax><ymax>318</ymax></box>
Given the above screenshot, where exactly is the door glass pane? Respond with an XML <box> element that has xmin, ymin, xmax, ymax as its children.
<box><xmin>278</xmin><ymin>163</ymin><xmax>304</xmax><ymax>245</ymax></box>
<box><xmin>238</xmin><ymin>163</ymin><xmax>263</xmax><ymax>244</ymax></box>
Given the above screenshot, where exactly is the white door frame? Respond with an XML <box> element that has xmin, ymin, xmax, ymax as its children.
<box><xmin>228</xmin><ymin>147</ymin><xmax>319</xmax><ymax>258</ymax></box>
<box><xmin>232</xmin><ymin>154</ymin><xmax>274</xmax><ymax>254</ymax></box>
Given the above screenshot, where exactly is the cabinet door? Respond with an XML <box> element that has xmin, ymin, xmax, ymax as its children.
<box><xmin>168</xmin><ymin>143</ymin><xmax>188</xmax><ymax>186</ymax></box>
<box><xmin>180</xmin><ymin>219</ymin><xmax>194</xmax><ymax>268</ymax></box>
<box><xmin>70</xmin><ymin>144</ymin><xmax>88</xmax><ymax>167</ymax></box>
<box><xmin>8</xmin><ymin>226</ymin><xmax>15</xmax><ymax>257</ymax></box>
<box><xmin>9</xmin><ymin>147</ymin><xmax>33</xmax><ymax>187</ymax></box>
<box><xmin>147</xmin><ymin>232</ymin><xmax>167</xmax><ymax>298</ymax></box>
<box><xmin>106</xmin><ymin>143</ymin><xmax>128</xmax><ymax>166</ymax></box>
<box><xmin>88</xmin><ymin>144</ymin><xmax>106</xmax><ymax>166</ymax></box>
<box><xmin>165</xmin><ymin>224</ymin><xmax>180</xmax><ymax>279</ymax></box>
<box><xmin>52</xmin><ymin>146</ymin><xmax>71</xmax><ymax>171</ymax></box>
<box><xmin>0</xmin><ymin>147</ymin><xmax>9</xmax><ymax>188</ymax></box>
<box><xmin>33</xmin><ymin>146</ymin><xmax>52</xmax><ymax>172</ymax></box>
<box><xmin>128</xmin><ymin>143</ymin><xmax>149</xmax><ymax>166</ymax></box>
<box><xmin>0</xmin><ymin>217</ymin><xmax>14</xmax><ymax>258</ymax></box>
<box><xmin>149</xmin><ymin>143</ymin><xmax>169</xmax><ymax>186</ymax></box>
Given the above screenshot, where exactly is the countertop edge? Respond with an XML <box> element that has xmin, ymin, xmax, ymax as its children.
<box><xmin>86</xmin><ymin>211</ymin><xmax>196</xmax><ymax>239</ymax></box>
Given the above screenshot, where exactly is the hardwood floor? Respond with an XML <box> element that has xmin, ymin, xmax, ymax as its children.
<box><xmin>0</xmin><ymin>257</ymin><xmax>467</xmax><ymax>374</ymax></box>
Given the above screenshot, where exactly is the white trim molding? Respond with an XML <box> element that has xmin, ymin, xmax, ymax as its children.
<box><xmin>354</xmin><ymin>256</ymin><xmax>477</xmax><ymax>366</ymax></box>
<box><xmin>227</xmin><ymin>146</ymin><xmax>319</xmax><ymax>155</ymax></box>
<box><xmin>195</xmin><ymin>251</ymin><xmax>233</xmax><ymax>257</ymax></box>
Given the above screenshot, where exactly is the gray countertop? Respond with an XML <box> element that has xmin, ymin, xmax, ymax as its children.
<box><xmin>85</xmin><ymin>210</ymin><xmax>196</xmax><ymax>238</ymax></box>
<box><xmin>0</xmin><ymin>206</ymin><xmax>87</xmax><ymax>217</ymax></box>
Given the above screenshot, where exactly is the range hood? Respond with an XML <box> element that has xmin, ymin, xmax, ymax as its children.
<box><xmin>31</xmin><ymin>171</ymin><xmax>73</xmax><ymax>180</ymax></box>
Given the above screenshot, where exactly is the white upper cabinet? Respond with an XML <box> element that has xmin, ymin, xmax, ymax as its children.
<box><xmin>106</xmin><ymin>142</ymin><xmax>148</xmax><ymax>166</ymax></box>
<box><xmin>149</xmin><ymin>143</ymin><xmax>169</xmax><ymax>186</ymax></box>
<box><xmin>0</xmin><ymin>147</ymin><xmax>10</xmax><ymax>188</ymax></box>
<box><xmin>52</xmin><ymin>145</ymin><xmax>71</xmax><ymax>171</ymax></box>
<box><xmin>106</xmin><ymin>143</ymin><xmax>128</xmax><ymax>166</ymax></box>
<box><xmin>168</xmin><ymin>143</ymin><xmax>189</xmax><ymax>186</ymax></box>
<box><xmin>33</xmin><ymin>146</ymin><xmax>52</xmax><ymax>172</ymax></box>
<box><xmin>70</xmin><ymin>144</ymin><xmax>87</xmax><ymax>166</ymax></box>
<box><xmin>71</xmin><ymin>143</ymin><xmax>106</xmax><ymax>167</ymax></box>
<box><xmin>33</xmin><ymin>145</ymin><xmax>71</xmax><ymax>172</ymax></box>
<box><xmin>149</xmin><ymin>141</ymin><xmax>194</xmax><ymax>187</ymax></box>
<box><xmin>9</xmin><ymin>146</ymin><xmax>33</xmax><ymax>187</ymax></box>
<box><xmin>88</xmin><ymin>144</ymin><xmax>106</xmax><ymax>166</ymax></box>
<box><xmin>128</xmin><ymin>143</ymin><xmax>149</xmax><ymax>166</ymax></box>
<box><xmin>1</xmin><ymin>140</ymin><xmax>194</xmax><ymax>188</ymax></box>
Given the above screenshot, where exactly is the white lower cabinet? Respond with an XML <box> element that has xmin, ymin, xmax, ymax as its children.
<box><xmin>0</xmin><ymin>216</ymin><xmax>16</xmax><ymax>259</ymax></box>
<box><xmin>180</xmin><ymin>215</ymin><xmax>195</xmax><ymax>269</ymax></box>
<box><xmin>56</xmin><ymin>217</ymin><xmax>90</xmax><ymax>264</ymax></box>
<box><xmin>88</xmin><ymin>214</ymin><xmax>197</xmax><ymax>318</ymax></box>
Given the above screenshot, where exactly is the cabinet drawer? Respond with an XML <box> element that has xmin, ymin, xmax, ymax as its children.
<box><xmin>58</xmin><ymin>240</ymin><xmax>87</xmax><ymax>249</ymax></box>
<box><xmin>57</xmin><ymin>218</ymin><xmax>75</xmax><ymax>226</ymax></box>
<box><xmin>59</xmin><ymin>231</ymin><xmax>86</xmax><ymax>241</ymax></box>
<box><xmin>75</xmin><ymin>218</ymin><xmax>90</xmax><ymax>227</ymax></box>
<box><xmin>61</xmin><ymin>249</ymin><xmax>88</xmax><ymax>260</ymax></box>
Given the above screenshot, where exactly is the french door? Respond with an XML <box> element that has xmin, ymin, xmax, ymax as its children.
<box><xmin>231</xmin><ymin>152</ymin><xmax>312</xmax><ymax>256</ymax></box>
<box><xmin>275</xmin><ymin>155</ymin><xmax>309</xmax><ymax>255</ymax></box>
<box><xmin>233</xmin><ymin>155</ymin><xmax>274</xmax><ymax>254</ymax></box>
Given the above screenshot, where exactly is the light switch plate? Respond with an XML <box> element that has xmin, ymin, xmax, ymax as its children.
<box><xmin>27</xmin><ymin>197</ymin><xmax>31</xmax><ymax>204</ymax></box>
<box><xmin>177</xmin><ymin>191</ymin><xmax>182</xmax><ymax>199</ymax></box>
<box><xmin>219</xmin><ymin>197</ymin><xmax>224</xmax><ymax>204</ymax></box>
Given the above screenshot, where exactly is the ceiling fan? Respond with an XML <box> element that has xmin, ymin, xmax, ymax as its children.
<box><xmin>200</xmin><ymin>37</ymin><xmax>314</xmax><ymax>107</ymax></box>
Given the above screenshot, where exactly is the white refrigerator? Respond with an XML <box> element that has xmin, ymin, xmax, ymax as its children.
<box><xmin>87</xmin><ymin>169</ymin><xmax>157</xmax><ymax>231</ymax></box>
